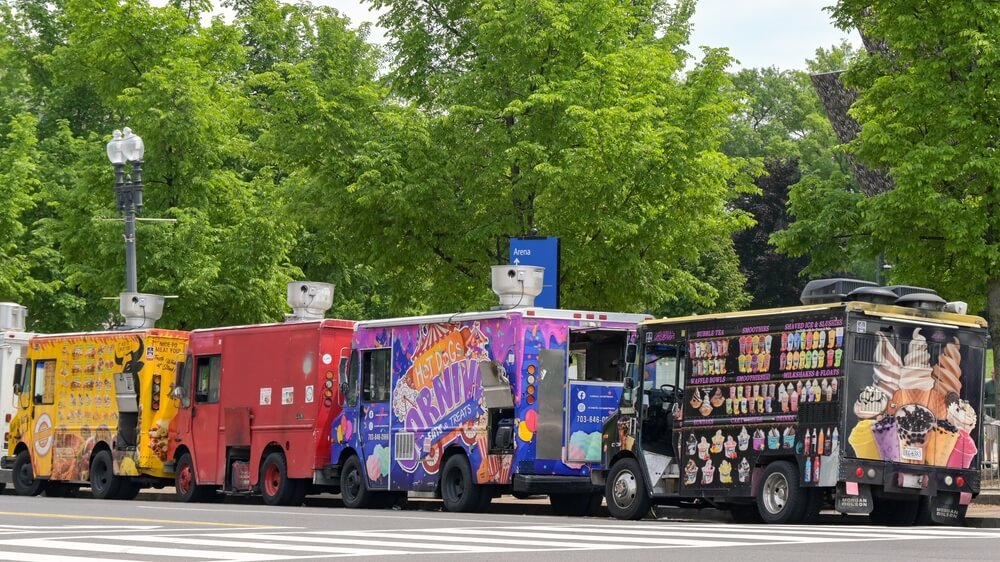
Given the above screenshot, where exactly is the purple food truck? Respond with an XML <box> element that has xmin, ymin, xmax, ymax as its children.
<box><xmin>327</xmin><ymin>266</ymin><xmax>649</xmax><ymax>514</ymax></box>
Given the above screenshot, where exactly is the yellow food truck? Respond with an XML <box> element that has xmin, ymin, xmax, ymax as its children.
<box><xmin>1</xmin><ymin>329</ymin><xmax>188</xmax><ymax>498</ymax></box>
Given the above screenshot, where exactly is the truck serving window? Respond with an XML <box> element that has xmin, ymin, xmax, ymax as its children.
<box><xmin>33</xmin><ymin>359</ymin><xmax>55</xmax><ymax>405</ymax></box>
<box><xmin>195</xmin><ymin>355</ymin><xmax>221</xmax><ymax>404</ymax></box>
<box><xmin>362</xmin><ymin>349</ymin><xmax>390</xmax><ymax>402</ymax></box>
<box><xmin>568</xmin><ymin>330</ymin><xmax>628</xmax><ymax>382</ymax></box>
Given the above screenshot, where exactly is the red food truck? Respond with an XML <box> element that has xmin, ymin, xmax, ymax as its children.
<box><xmin>167</xmin><ymin>282</ymin><xmax>355</xmax><ymax>505</ymax></box>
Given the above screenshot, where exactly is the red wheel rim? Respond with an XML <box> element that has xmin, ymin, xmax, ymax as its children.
<box><xmin>178</xmin><ymin>463</ymin><xmax>193</xmax><ymax>495</ymax></box>
<box><xmin>264</xmin><ymin>463</ymin><xmax>280</xmax><ymax>497</ymax></box>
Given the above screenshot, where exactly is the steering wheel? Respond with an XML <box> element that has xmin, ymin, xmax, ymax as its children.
<box><xmin>658</xmin><ymin>384</ymin><xmax>680</xmax><ymax>401</ymax></box>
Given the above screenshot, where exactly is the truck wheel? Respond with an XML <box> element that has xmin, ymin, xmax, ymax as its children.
<box><xmin>870</xmin><ymin>497</ymin><xmax>919</xmax><ymax>526</ymax></box>
<box><xmin>340</xmin><ymin>455</ymin><xmax>373</xmax><ymax>509</ymax></box>
<box><xmin>606</xmin><ymin>457</ymin><xmax>651</xmax><ymax>520</ymax></box>
<box><xmin>756</xmin><ymin>461</ymin><xmax>809</xmax><ymax>524</ymax></box>
<box><xmin>13</xmin><ymin>450</ymin><xmax>46</xmax><ymax>496</ymax></box>
<box><xmin>550</xmin><ymin>492</ymin><xmax>602</xmax><ymax>516</ymax></box>
<box><xmin>175</xmin><ymin>453</ymin><xmax>210</xmax><ymax>502</ymax></box>
<box><xmin>260</xmin><ymin>452</ymin><xmax>299</xmax><ymax>506</ymax></box>
<box><xmin>441</xmin><ymin>454</ymin><xmax>483</xmax><ymax>512</ymax></box>
<box><xmin>90</xmin><ymin>450</ymin><xmax>122</xmax><ymax>500</ymax></box>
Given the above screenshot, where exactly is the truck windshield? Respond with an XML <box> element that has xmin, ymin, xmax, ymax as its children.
<box><xmin>643</xmin><ymin>344</ymin><xmax>684</xmax><ymax>391</ymax></box>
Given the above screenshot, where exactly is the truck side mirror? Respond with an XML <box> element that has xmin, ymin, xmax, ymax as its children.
<box><xmin>12</xmin><ymin>363</ymin><xmax>22</xmax><ymax>394</ymax></box>
<box><xmin>625</xmin><ymin>344</ymin><xmax>637</xmax><ymax>364</ymax></box>
<box><xmin>623</xmin><ymin>377</ymin><xmax>634</xmax><ymax>390</ymax></box>
<box><xmin>339</xmin><ymin>381</ymin><xmax>348</xmax><ymax>398</ymax></box>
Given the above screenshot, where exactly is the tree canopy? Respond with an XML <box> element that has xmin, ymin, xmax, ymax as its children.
<box><xmin>0</xmin><ymin>0</ymin><xmax>758</xmax><ymax>331</ymax></box>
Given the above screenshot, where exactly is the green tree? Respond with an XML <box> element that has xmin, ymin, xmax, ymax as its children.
<box><xmin>0</xmin><ymin>0</ymin><xmax>301</xmax><ymax>330</ymax></box>
<box><xmin>306</xmin><ymin>0</ymin><xmax>758</xmax><ymax>314</ymax></box>
<box><xmin>829</xmin><ymin>1</ymin><xmax>1000</xmax><ymax>369</ymax></box>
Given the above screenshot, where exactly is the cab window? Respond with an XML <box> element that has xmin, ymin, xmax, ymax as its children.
<box><xmin>195</xmin><ymin>355</ymin><xmax>221</xmax><ymax>404</ymax></box>
<box><xmin>33</xmin><ymin>359</ymin><xmax>55</xmax><ymax>405</ymax></box>
<box><xmin>362</xmin><ymin>349</ymin><xmax>391</xmax><ymax>402</ymax></box>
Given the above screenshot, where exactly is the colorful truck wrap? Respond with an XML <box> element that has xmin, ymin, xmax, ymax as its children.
<box><xmin>1</xmin><ymin>329</ymin><xmax>188</xmax><ymax>498</ymax></box>
<box><xmin>330</xmin><ymin>308</ymin><xmax>648</xmax><ymax>514</ymax></box>
<box><xmin>599</xmin><ymin>299</ymin><xmax>988</xmax><ymax>525</ymax></box>
<box><xmin>168</xmin><ymin>319</ymin><xmax>355</xmax><ymax>505</ymax></box>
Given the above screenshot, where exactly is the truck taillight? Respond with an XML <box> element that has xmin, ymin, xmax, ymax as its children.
<box><xmin>4</xmin><ymin>414</ymin><xmax>10</xmax><ymax>422</ymax></box>
<box><xmin>956</xmin><ymin>476</ymin><xmax>965</xmax><ymax>487</ymax></box>
<box><xmin>3</xmin><ymin>432</ymin><xmax>8</xmax><ymax>442</ymax></box>
<box><xmin>324</xmin><ymin>399</ymin><xmax>333</xmax><ymax>407</ymax></box>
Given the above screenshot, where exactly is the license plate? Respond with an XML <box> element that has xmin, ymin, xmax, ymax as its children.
<box><xmin>899</xmin><ymin>473</ymin><xmax>926</xmax><ymax>489</ymax></box>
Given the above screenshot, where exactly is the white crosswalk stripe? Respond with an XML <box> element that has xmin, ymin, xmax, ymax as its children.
<box><xmin>0</xmin><ymin>522</ymin><xmax>998</xmax><ymax>560</ymax></box>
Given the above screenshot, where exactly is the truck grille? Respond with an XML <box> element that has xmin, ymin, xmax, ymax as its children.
<box><xmin>395</xmin><ymin>432</ymin><xmax>416</xmax><ymax>461</ymax></box>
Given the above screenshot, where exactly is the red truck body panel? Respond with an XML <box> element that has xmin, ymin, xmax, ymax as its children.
<box><xmin>170</xmin><ymin>319</ymin><xmax>354</xmax><ymax>488</ymax></box>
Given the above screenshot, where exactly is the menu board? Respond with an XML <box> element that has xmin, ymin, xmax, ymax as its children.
<box><xmin>668</xmin><ymin>313</ymin><xmax>847</xmax><ymax>491</ymax></box>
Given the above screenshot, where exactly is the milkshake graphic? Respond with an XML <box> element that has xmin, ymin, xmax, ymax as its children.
<box><xmin>737</xmin><ymin>427</ymin><xmax>750</xmax><ymax>451</ymax></box>
<box><xmin>684</xmin><ymin>459</ymin><xmax>698</xmax><ymax>485</ymax></box>
<box><xmin>701</xmin><ymin>459</ymin><xmax>715</xmax><ymax>485</ymax></box>
<box><xmin>686</xmin><ymin>433</ymin><xmax>697</xmax><ymax>456</ymax></box>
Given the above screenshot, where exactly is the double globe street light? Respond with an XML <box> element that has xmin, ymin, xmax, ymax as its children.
<box><xmin>106</xmin><ymin>127</ymin><xmax>145</xmax><ymax>294</ymax></box>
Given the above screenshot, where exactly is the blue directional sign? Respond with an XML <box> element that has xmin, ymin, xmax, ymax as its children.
<box><xmin>509</xmin><ymin>237</ymin><xmax>560</xmax><ymax>308</ymax></box>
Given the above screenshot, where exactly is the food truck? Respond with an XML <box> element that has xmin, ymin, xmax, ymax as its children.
<box><xmin>1</xmin><ymin>294</ymin><xmax>187</xmax><ymax>499</ymax></box>
<box><xmin>597</xmin><ymin>280</ymin><xmax>988</xmax><ymax>525</ymax></box>
<box><xmin>167</xmin><ymin>282</ymin><xmax>355</xmax><ymax>505</ymax></box>
<box><xmin>0</xmin><ymin>303</ymin><xmax>31</xmax><ymax>494</ymax></box>
<box><xmin>329</xmin><ymin>266</ymin><xmax>650</xmax><ymax>514</ymax></box>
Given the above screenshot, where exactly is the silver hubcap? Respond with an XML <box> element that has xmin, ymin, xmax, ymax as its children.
<box><xmin>612</xmin><ymin>469</ymin><xmax>637</xmax><ymax>509</ymax></box>
<box><xmin>762</xmin><ymin>472</ymin><xmax>788</xmax><ymax>514</ymax></box>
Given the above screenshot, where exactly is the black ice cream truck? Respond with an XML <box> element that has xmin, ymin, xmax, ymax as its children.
<box><xmin>595</xmin><ymin>280</ymin><xmax>988</xmax><ymax>524</ymax></box>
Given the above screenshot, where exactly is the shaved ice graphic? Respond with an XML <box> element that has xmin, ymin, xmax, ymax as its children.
<box><xmin>366</xmin><ymin>444</ymin><xmax>391</xmax><ymax>481</ymax></box>
<box><xmin>568</xmin><ymin>431</ymin><xmax>603</xmax><ymax>462</ymax></box>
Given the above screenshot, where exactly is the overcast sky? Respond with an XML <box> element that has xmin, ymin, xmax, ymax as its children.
<box><xmin>318</xmin><ymin>0</ymin><xmax>859</xmax><ymax>70</ymax></box>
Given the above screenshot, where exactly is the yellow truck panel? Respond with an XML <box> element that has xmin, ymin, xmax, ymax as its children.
<box><xmin>6</xmin><ymin>329</ymin><xmax>187</xmax><ymax>484</ymax></box>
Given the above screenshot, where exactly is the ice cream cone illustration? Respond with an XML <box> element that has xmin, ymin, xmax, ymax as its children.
<box><xmin>924</xmin><ymin>420</ymin><xmax>960</xmax><ymax>466</ymax></box>
<box><xmin>872</xmin><ymin>331</ymin><xmax>902</xmax><ymax>396</ymax></box>
<box><xmin>898</xmin><ymin>328</ymin><xmax>934</xmax><ymax>390</ymax></box>
<box><xmin>932</xmin><ymin>337</ymin><xmax>963</xmax><ymax>396</ymax></box>
<box><xmin>947</xmin><ymin>429</ymin><xmax>978</xmax><ymax>469</ymax></box>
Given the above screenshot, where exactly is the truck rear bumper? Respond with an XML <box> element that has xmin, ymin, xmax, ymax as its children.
<box><xmin>839</xmin><ymin>458</ymin><xmax>979</xmax><ymax>497</ymax></box>
<box><xmin>0</xmin><ymin>456</ymin><xmax>14</xmax><ymax>485</ymax></box>
<box><xmin>512</xmin><ymin>474</ymin><xmax>597</xmax><ymax>494</ymax></box>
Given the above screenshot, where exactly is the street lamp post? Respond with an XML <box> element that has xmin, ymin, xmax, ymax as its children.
<box><xmin>106</xmin><ymin>127</ymin><xmax>145</xmax><ymax>294</ymax></box>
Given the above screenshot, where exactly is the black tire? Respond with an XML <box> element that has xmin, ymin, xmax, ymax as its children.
<box><xmin>260</xmin><ymin>452</ymin><xmax>299</xmax><ymax>506</ymax></box>
<box><xmin>90</xmin><ymin>450</ymin><xmax>122</xmax><ymax>500</ymax></box>
<box><xmin>175</xmin><ymin>453</ymin><xmax>211</xmax><ymax>503</ymax></box>
<box><xmin>340</xmin><ymin>455</ymin><xmax>373</xmax><ymax>509</ymax></box>
<box><xmin>549</xmin><ymin>492</ymin><xmax>602</xmax><ymax>516</ymax></box>
<box><xmin>13</xmin><ymin>450</ymin><xmax>46</xmax><ymax>496</ymax></box>
<box><xmin>870</xmin><ymin>497</ymin><xmax>919</xmax><ymax>526</ymax></box>
<box><xmin>755</xmin><ymin>461</ymin><xmax>809</xmax><ymax>524</ymax></box>
<box><xmin>44</xmin><ymin>482</ymin><xmax>78</xmax><ymax>498</ymax></box>
<box><xmin>605</xmin><ymin>457</ymin><xmax>651</xmax><ymax>520</ymax></box>
<box><xmin>476</xmin><ymin>489</ymin><xmax>493</xmax><ymax>513</ymax></box>
<box><xmin>440</xmin><ymin>454</ymin><xmax>483</xmax><ymax>513</ymax></box>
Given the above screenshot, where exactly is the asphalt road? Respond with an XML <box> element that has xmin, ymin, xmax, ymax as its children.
<box><xmin>1</xmin><ymin>493</ymin><xmax>999</xmax><ymax>561</ymax></box>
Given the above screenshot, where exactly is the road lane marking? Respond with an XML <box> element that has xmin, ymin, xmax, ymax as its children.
<box><xmin>0</xmin><ymin>511</ymin><xmax>274</xmax><ymax>528</ymax></box>
<box><xmin>134</xmin><ymin>504</ymin><xmax>550</xmax><ymax>524</ymax></box>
